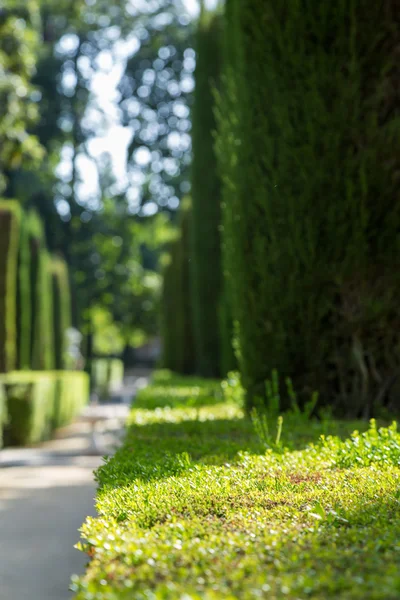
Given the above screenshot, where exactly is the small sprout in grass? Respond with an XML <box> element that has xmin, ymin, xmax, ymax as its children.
<box><xmin>276</xmin><ymin>415</ymin><xmax>283</xmax><ymax>447</ymax></box>
<box><xmin>251</xmin><ymin>406</ymin><xmax>283</xmax><ymax>451</ymax></box>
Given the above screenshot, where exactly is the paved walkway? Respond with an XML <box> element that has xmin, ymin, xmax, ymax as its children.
<box><xmin>0</xmin><ymin>370</ymin><xmax>150</xmax><ymax>600</ymax></box>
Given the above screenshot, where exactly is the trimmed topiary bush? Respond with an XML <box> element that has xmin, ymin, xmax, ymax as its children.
<box><xmin>0</xmin><ymin>200</ymin><xmax>21</xmax><ymax>373</ymax></box>
<box><xmin>190</xmin><ymin>10</ymin><xmax>225</xmax><ymax>378</ymax></box>
<box><xmin>52</xmin><ymin>371</ymin><xmax>90</xmax><ymax>429</ymax></box>
<box><xmin>72</xmin><ymin>383</ymin><xmax>400</xmax><ymax>599</ymax></box>
<box><xmin>0</xmin><ymin>370</ymin><xmax>89</xmax><ymax>446</ymax></box>
<box><xmin>51</xmin><ymin>256</ymin><xmax>72</xmax><ymax>370</ymax></box>
<box><xmin>2</xmin><ymin>373</ymin><xmax>56</xmax><ymax>445</ymax></box>
<box><xmin>217</xmin><ymin>0</ymin><xmax>400</xmax><ymax>416</ymax></box>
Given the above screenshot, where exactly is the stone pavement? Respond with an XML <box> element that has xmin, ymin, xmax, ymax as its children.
<box><xmin>0</xmin><ymin>369</ymin><xmax>151</xmax><ymax>600</ymax></box>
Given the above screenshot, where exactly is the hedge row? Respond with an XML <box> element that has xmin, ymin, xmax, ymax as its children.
<box><xmin>161</xmin><ymin>13</ymin><xmax>236</xmax><ymax>380</ymax></box>
<box><xmin>73</xmin><ymin>377</ymin><xmax>400</xmax><ymax>599</ymax></box>
<box><xmin>0</xmin><ymin>201</ymin><xmax>21</xmax><ymax>373</ymax></box>
<box><xmin>51</xmin><ymin>257</ymin><xmax>72</xmax><ymax>370</ymax></box>
<box><xmin>0</xmin><ymin>201</ymin><xmax>72</xmax><ymax>373</ymax></box>
<box><xmin>161</xmin><ymin>199</ymin><xmax>196</xmax><ymax>375</ymax></box>
<box><xmin>0</xmin><ymin>371</ymin><xmax>89</xmax><ymax>446</ymax></box>
<box><xmin>0</xmin><ymin>200</ymin><xmax>86</xmax><ymax>448</ymax></box>
<box><xmin>190</xmin><ymin>11</ymin><xmax>224</xmax><ymax>378</ymax></box>
<box><xmin>216</xmin><ymin>1</ymin><xmax>400</xmax><ymax>416</ymax></box>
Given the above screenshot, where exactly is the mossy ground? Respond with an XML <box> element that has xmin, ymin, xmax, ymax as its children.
<box><xmin>73</xmin><ymin>373</ymin><xmax>400</xmax><ymax>600</ymax></box>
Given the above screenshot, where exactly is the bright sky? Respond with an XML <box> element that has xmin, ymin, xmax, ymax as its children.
<box><xmin>69</xmin><ymin>0</ymin><xmax>220</xmax><ymax>212</ymax></box>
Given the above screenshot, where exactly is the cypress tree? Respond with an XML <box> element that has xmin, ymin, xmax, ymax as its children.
<box><xmin>190</xmin><ymin>11</ymin><xmax>225</xmax><ymax>378</ymax></box>
<box><xmin>17</xmin><ymin>216</ymin><xmax>32</xmax><ymax>370</ymax></box>
<box><xmin>0</xmin><ymin>200</ymin><xmax>21</xmax><ymax>373</ymax></box>
<box><xmin>218</xmin><ymin>0</ymin><xmax>400</xmax><ymax>416</ymax></box>
<box><xmin>51</xmin><ymin>257</ymin><xmax>72</xmax><ymax>370</ymax></box>
<box><xmin>161</xmin><ymin>200</ymin><xmax>196</xmax><ymax>375</ymax></box>
<box><xmin>29</xmin><ymin>212</ymin><xmax>54</xmax><ymax>371</ymax></box>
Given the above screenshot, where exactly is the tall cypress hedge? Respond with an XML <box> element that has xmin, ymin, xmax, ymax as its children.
<box><xmin>29</xmin><ymin>212</ymin><xmax>54</xmax><ymax>371</ymax></box>
<box><xmin>51</xmin><ymin>257</ymin><xmax>72</xmax><ymax>370</ymax></box>
<box><xmin>0</xmin><ymin>200</ymin><xmax>21</xmax><ymax>373</ymax></box>
<box><xmin>190</xmin><ymin>11</ymin><xmax>225</xmax><ymax>378</ymax></box>
<box><xmin>17</xmin><ymin>216</ymin><xmax>32</xmax><ymax>370</ymax></box>
<box><xmin>161</xmin><ymin>200</ymin><xmax>196</xmax><ymax>375</ymax></box>
<box><xmin>218</xmin><ymin>1</ymin><xmax>400</xmax><ymax>416</ymax></box>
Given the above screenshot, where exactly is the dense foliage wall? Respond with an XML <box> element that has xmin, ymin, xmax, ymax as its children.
<box><xmin>190</xmin><ymin>11</ymin><xmax>225</xmax><ymax>378</ymax></box>
<box><xmin>17</xmin><ymin>216</ymin><xmax>32</xmax><ymax>370</ymax></box>
<box><xmin>29</xmin><ymin>212</ymin><xmax>54</xmax><ymax>371</ymax></box>
<box><xmin>1</xmin><ymin>202</ymin><xmax>73</xmax><ymax>375</ymax></box>
<box><xmin>217</xmin><ymin>0</ymin><xmax>400</xmax><ymax>416</ymax></box>
<box><xmin>51</xmin><ymin>257</ymin><xmax>72</xmax><ymax>370</ymax></box>
<box><xmin>0</xmin><ymin>200</ymin><xmax>21</xmax><ymax>372</ymax></box>
<box><xmin>161</xmin><ymin>200</ymin><xmax>196</xmax><ymax>375</ymax></box>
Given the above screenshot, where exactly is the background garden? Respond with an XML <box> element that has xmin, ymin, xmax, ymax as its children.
<box><xmin>0</xmin><ymin>0</ymin><xmax>399</xmax><ymax>598</ymax></box>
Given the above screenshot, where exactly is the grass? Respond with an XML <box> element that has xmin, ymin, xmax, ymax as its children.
<box><xmin>72</xmin><ymin>372</ymin><xmax>400</xmax><ymax>600</ymax></box>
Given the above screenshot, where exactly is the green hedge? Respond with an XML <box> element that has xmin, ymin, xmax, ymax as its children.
<box><xmin>91</xmin><ymin>358</ymin><xmax>124</xmax><ymax>399</ymax></box>
<box><xmin>161</xmin><ymin>241</ymin><xmax>180</xmax><ymax>373</ymax></box>
<box><xmin>134</xmin><ymin>369</ymin><xmax>222</xmax><ymax>410</ymax></box>
<box><xmin>0</xmin><ymin>384</ymin><xmax>6</xmax><ymax>448</ymax></box>
<box><xmin>0</xmin><ymin>200</ymin><xmax>21</xmax><ymax>373</ymax></box>
<box><xmin>217</xmin><ymin>1</ymin><xmax>400</xmax><ymax>416</ymax></box>
<box><xmin>29</xmin><ymin>212</ymin><xmax>54</xmax><ymax>371</ymax></box>
<box><xmin>161</xmin><ymin>200</ymin><xmax>196</xmax><ymax>375</ymax></box>
<box><xmin>72</xmin><ymin>382</ymin><xmax>400</xmax><ymax>599</ymax></box>
<box><xmin>16</xmin><ymin>214</ymin><xmax>32</xmax><ymax>370</ymax></box>
<box><xmin>190</xmin><ymin>11</ymin><xmax>224</xmax><ymax>378</ymax></box>
<box><xmin>218</xmin><ymin>285</ymin><xmax>237</xmax><ymax>377</ymax></box>
<box><xmin>0</xmin><ymin>371</ymin><xmax>89</xmax><ymax>446</ymax></box>
<box><xmin>52</xmin><ymin>371</ymin><xmax>90</xmax><ymax>429</ymax></box>
<box><xmin>51</xmin><ymin>257</ymin><xmax>72</xmax><ymax>370</ymax></box>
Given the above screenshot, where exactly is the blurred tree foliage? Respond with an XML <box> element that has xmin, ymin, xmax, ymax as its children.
<box><xmin>0</xmin><ymin>0</ymin><xmax>190</xmax><ymax>356</ymax></box>
<box><xmin>118</xmin><ymin>1</ymin><xmax>194</xmax><ymax>213</ymax></box>
<box><xmin>0</xmin><ymin>1</ymin><xmax>44</xmax><ymax>194</ymax></box>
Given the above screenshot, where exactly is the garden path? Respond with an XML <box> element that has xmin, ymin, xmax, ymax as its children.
<box><xmin>0</xmin><ymin>369</ymin><xmax>150</xmax><ymax>600</ymax></box>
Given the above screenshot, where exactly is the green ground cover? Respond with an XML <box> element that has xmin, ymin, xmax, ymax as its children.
<box><xmin>73</xmin><ymin>373</ymin><xmax>400</xmax><ymax>600</ymax></box>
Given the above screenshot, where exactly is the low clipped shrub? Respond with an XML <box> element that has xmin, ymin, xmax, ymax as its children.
<box><xmin>1</xmin><ymin>372</ymin><xmax>57</xmax><ymax>445</ymax></box>
<box><xmin>135</xmin><ymin>370</ymin><xmax>222</xmax><ymax>410</ymax></box>
<box><xmin>0</xmin><ymin>370</ymin><xmax>89</xmax><ymax>446</ymax></box>
<box><xmin>73</xmin><ymin>380</ymin><xmax>399</xmax><ymax>599</ymax></box>
<box><xmin>321</xmin><ymin>419</ymin><xmax>400</xmax><ymax>469</ymax></box>
<box><xmin>52</xmin><ymin>371</ymin><xmax>90</xmax><ymax>429</ymax></box>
